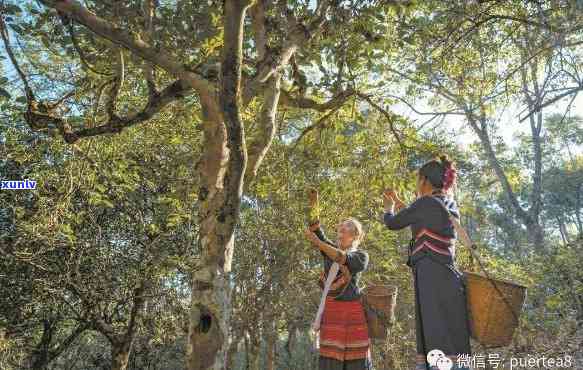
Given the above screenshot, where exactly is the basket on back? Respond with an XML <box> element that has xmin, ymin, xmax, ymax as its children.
<box><xmin>361</xmin><ymin>285</ymin><xmax>398</xmax><ymax>342</ymax></box>
<box><xmin>431</xmin><ymin>195</ymin><xmax>527</xmax><ymax>348</ymax></box>
<box><xmin>464</xmin><ymin>271</ymin><xmax>527</xmax><ymax>348</ymax></box>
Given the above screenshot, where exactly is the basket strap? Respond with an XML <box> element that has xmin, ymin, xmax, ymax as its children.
<box><xmin>431</xmin><ymin>196</ymin><xmax>521</xmax><ymax>326</ymax></box>
<box><xmin>312</xmin><ymin>262</ymin><xmax>340</xmax><ymax>333</ymax></box>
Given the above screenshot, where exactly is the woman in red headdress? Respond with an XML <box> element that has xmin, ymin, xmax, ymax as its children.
<box><xmin>382</xmin><ymin>155</ymin><xmax>472</xmax><ymax>370</ymax></box>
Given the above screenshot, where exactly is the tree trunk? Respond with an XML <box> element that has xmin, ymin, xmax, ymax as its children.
<box><xmin>186</xmin><ymin>1</ymin><xmax>249</xmax><ymax>369</ymax></box>
<box><xmin>243</xmin><ymin>334</ymin><xmax>250</xmax><ymax>370</ymax></box>
<box><xmin>111</xmin><ymin>341</ymin><xmax>132</xmax><ymax>370</ymax></box>
<box><xmin>557</xmin><ymin>217</ymin><xmax>569</xmax><ymax>245</ymax></box>
<box><xmin>526</xmin><ymin>220</ymin><xmax>544</xmax><ymax>250</ymax></box>
<box><xmin>29</xmin><ymin>320</ymin><xmax>52</xmax><ymax>370</ymax></box>
<box><xmin>265</xmin><ymin>319</ymin><xmax>277</xmax><ymax>370</ymax></box>
<box><xmin>246</xmin><ymin>329</ymin><xmax>261</xmax><ymax>370</ymax></box>
<box><xmin>225</xmin><ymin>336</ymin><xmax>240</xmax><ymax>369</ymax></box>
<box><xmin>519</xmin><ymin>41</ymin><xmax>545</xmax><ymax>250</ymax></box>
<box><xmin>186</xmin><ymin>109</ymin><xmax>235</xmax><ymax>370</ymax></box>
<box><xmin>576</xmin><ymin>186</ymin><xmax>583</xmax><ymax>237</ymax></box>
<box><xmin>467</xmin><ymin>114</ymin><xmax>545</xmax><ymax>251</ymax></box>
<box><xmin>285</xmin><ymin>323</ymin><xmax>295</xmax><ymax>359</ymax></box>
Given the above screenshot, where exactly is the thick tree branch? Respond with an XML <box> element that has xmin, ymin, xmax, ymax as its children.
<box><xmin>31</xmin><ymin>79</ymin><xmax>191</xmax><ymax>143</ymax></box>
<box><xmin>38</xmin><ymin>0</ymin><xmax>213</xmax><ymax>100</ymax></box>
<box><xmin>220</xmin><ymin>0</ymin><xmax>250</xmax><ymax>209</ymax></box>
<box><xmin>47</xmin><ymin>323</ymin><xmax>88</xmax><ymax>364</ymax></box>
<box><xmin>519</xmin><ymin>84</ymin><xmax>583</xmax><ymax>122</ymax></box>
<box><xmin>142</xmin><ymin>0</ymin><xmax>158</xmax><ymax>96</ymax></box>
<box><xmin>245</xmin><ymin>74</ymin><xmax>281</xmax><ymax>184</ymax></box>
<box><xmin>242</xmin><ymin>0</ymin><xmax>334</xmax><ymax>105</ymax></box>
<box><xmin>249</xmin><ymin>0</ymin><xmax>268</xmax><ymax>61</ymax></box>
<box><xmin>465</xmin><ymin>113</ymin><xmax>532</xmax><ymax>228</ymax></box>
<box><xmin>105</xmin><ymin>49</ymin><xmax>124</xmax><ymax>118</ymax></box>
<box><xmin>124</xmin><ymin>281</ymin><xmax>147</xmax><ymax>343</ymax></box>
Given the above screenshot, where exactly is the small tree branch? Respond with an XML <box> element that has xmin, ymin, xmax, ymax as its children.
<box><xmin>61</xmin><ymin>13</ymin><xmax>113</xmax><ymax>76</ymax></box>
<box><xmin>357</xmin><ymin>92</ymin><xmax>405</xmax><ymax>148</ymax></box>
<box><xmin>0</xmin><ymin>15</ymin><xmax>34</xmax><ymax>101</ymax></box>
<box><xmin>279</xmin><ymin>88</ymin><xmax>355</xmax><ymax>111</ymax></box>
<box><xmin>242</xmin><ymin>0</ymin><xmax>334</xmax><ymax>105</ymax></box>
<box><xmin>291</xmin><ymin>105</ymin><xmax>341</xmax><ymax>148</ymax></box>
<box><xmin>519</xmin><ymin>84</ymin><xmax>583</xmax><ymax>122</ymax></box>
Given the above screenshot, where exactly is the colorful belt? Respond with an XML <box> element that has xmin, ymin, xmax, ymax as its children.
<box><xmin>411</xmin><ymin>228</ymin><xmax>453</xmax><ymax>256</ymax></box>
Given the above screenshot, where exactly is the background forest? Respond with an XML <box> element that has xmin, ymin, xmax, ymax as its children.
<box><xmin>0</xmin><ymin>0</ymin><xmax>582</xmax><ymax>369</ymax></box>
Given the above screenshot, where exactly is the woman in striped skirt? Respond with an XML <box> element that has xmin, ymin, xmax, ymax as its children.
<box><xmin>305</xmin><ymin>214</ymin><xmax>372</xmax><ymax>370</ymax></box>
<box><xmin>382</xmin><ymin>155</ymin><xmax>472</xmax><ymax>370</ymax></box>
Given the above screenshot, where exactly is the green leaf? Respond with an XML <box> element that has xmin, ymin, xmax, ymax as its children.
<box><xmin>4</xmin><ymin>4</ymin><xmax>21</xmax><ymax>15</ymax></box>
<box><xmin>99</xmin><ymin>199</ymin><xmax>115</xmax><ymax>208</ymax></box>
<box><xmin>169</xmin><ymin>136</ymin><xmax>183</xmax><ymax>145</ymax></box>
<box><xmin>95</xmin><ymin>183</ymin><xmax>107</xmax><ymax>193</ymax></box>
<box><xmin>0</xmin><ymin>88</ymin><xmax>10</xmax><ymax>100</ymax></box>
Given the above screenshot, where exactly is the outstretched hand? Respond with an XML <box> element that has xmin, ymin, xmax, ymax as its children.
<box><xmin>308</xmin><ymin>188</ymin><xmax>319</xmax><ymax>208</ymax></box>
<box><xmin>304</xmin><ymin>228</ymin><xmax>320</xmax><ymax>246</ymax></box>
<box><xmin>394</xmin><ymin>197</ymin><xmax>405</xmax><ymax>212</ymax></box>
<box><xmin>383</xmin><ymin>190</ymin><xmax>406</xmax><ymax>212</ymax></box>
<box><xmin>307</xmin><ymin>188</ymin><xmax>320</xmax><ymax>224</ymax></box>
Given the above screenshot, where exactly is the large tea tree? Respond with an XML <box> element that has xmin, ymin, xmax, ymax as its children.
<box><xmin>1</xmin><ymin>1</ymin><xmax>411</xmax><ymax>368</ymax></box>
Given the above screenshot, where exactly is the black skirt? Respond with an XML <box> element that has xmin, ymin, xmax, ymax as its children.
<box><xmin>411</xmin><ymin>250</ymin><xmax>472</xmax><ymax>365</ymax></box>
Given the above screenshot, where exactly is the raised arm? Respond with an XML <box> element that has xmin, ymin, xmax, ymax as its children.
<box><xmin>306</xmin><ymin>188</ymin><xmax>336</xmax><ymax>253</ymax></box>
<box><xmin>381</xmin><ymin>190</ymin><xmax>422</xmax><ymax>230</ymax></box>
<box><xmin>305</xmin><ymin>226</ymin><xmax>348</xmax><ymax>264</ymax></box>
<box><xmin>309</xmin><ymin>221</ymin><xmax>335</xmax><ymax>246</ymax></box>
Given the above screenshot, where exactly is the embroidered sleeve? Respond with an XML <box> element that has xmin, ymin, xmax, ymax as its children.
<box><xmin>310</xmin><ymin>222</ymin><xmax>337</xmax><ymax>258</ymax></box>
<box><xmin>345</xmin><ymin>250</ymin><xmax>369</xmax><ymax>274</ymax></box>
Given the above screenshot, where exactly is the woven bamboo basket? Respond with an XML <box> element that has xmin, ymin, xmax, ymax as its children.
<box><xmin>361</xmin><ymin>285</ymin><xmax>398</xmax><ymax>341</ymax></box>
<box><xmin>464</xmin><ymin>271</ymin><xmax>527</xmax><ymax>347</ymax></box>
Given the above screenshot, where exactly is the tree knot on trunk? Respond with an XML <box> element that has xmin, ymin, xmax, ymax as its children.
<box><xmin>197</xmin><ymin>313</ymin><xmax>212</xmax><ymax>334</ymax></box>
<box><xmin>199</xmin><ymin>186</ymin><xmax>209</xmax><ymax>201</ymax></box>
<box><xmin>217</xmin><ymin>211</ymin><xmax>226</xmax><ymax>223</ymax></box>
<box><xmin>188</xmin><ymin>304</ymin><xmax>223</xmax><ymax>369</ymax></box>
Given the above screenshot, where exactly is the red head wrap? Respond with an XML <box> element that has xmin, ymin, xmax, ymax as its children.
<box><xmin>442</xmin><ymin>162</ymin><xmax>456</xmax><ymax>191</ymax></box>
